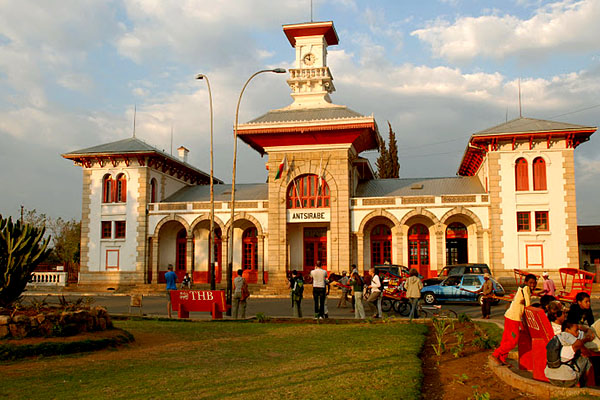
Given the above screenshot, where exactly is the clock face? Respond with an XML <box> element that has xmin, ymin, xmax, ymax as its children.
<box><xmin>303</xmin><ymin>53</ymin><xmax>316</xmax><ymax>66</ymax></box>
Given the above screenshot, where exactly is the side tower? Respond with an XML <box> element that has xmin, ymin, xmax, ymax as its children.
<box><xmin>459</xmin><ymin>118</ymin><xmax>596</xmax><ymax>277</ymax></box>
<box><xmin>63</xmin><ymin>138</ymin><xmax>216</xmax><ymax>287</ymax></box>
<box><xmin>236</xmin><ymin>21</ymin><xmax>381</xmax><ymax>287</ymax></box>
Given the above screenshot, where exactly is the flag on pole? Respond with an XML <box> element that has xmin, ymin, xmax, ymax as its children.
<box><xmin>275</xmin><ymin>155</ymin><xmax>287</xmax><ymax>180</ymax></box>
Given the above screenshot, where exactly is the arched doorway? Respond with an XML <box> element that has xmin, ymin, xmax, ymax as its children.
<box><xmin>371</xmin><ymin>224</ymin><xmax>392</xmax><ymax>266</ymax></box>
<box><xmin>242</xmin><ymin>227</ymin><xmax>258</xmax><ymax>283</ymax></box>
<box><xmin>211</xmin><ymin>227</ymin><xmax>222</xmax><ymax>283</ymax></box>
<box><xmin>303</xmin><ymin>227</ymin><xmax>327</xmax><ymax>276</ymax></box>
<box><xmin>175</xmin><ymin>228</ymin><xmax>187</xmax><ymax>281</ymax></box>
<box><xmin>446</xmin><ymin>222</ymin><xmax>468</xmax><ymax>265</ymax></box>
<box><xmin>408</xmin><ymin>224</ymin><xmax>430</xmax><ymax>278</ymax></box>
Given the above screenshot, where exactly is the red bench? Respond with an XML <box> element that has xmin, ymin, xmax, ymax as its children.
<box><xmin>169</xmin><ymin>290</ymin><xmax>228</xmax><ymax>319</ymax></box>
<box><xmin>519</xmin><ymin>306</ymin><xmax>554</xmax><ymax>382</ymax></box>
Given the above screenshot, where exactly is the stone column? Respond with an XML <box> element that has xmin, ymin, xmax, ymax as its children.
<box><xmin>186</xmin><ymin>235</ymin><xmax>193</xmax><ymax>274</ymax></box>
<box><xmin>357</xmin><ymin>232</ymin><xmax>364</xmax><ymax>273</ymax></box>
<box><xmin>151</xmin><ymin>237</ymin><xmax>159</xmax><ymax>284</ymax></box>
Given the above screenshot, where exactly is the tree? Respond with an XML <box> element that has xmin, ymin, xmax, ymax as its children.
<box><xmin>387</xmin><ymin>121</ymin><xmax>400</xmax><ymax>178</ymax></box>
<box><xmin>375</xmin><ymin>121</ymin><xmax>401</xmax><ymax>179</ymax></box>
<box><xmin>375</xmin><ymin>139</ymin><xmax>390</xmax><ymax>178</ymax></box>
<box><xmin>48</xmin><ymin>218</ymin><xmax>81</xmax><ymax>265</ymax></box>
<box><xmin>0</xmin><ymin>215</ymin><xmax>51</xmax><ymax>307</ymax></box>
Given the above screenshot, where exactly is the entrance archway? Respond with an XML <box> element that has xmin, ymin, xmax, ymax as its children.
<box><xmin>371</xmin><ymin>224</ymin><xmax>392</xmax><ymax>266</ymax></box>
<box><xmin>242</xmin><ymin>227</ymin><xmax>258</xmax><ymax>283</ymax></box>
<box><xmin>446</xmin><ymin>222</ymin><xmax>468</xmax><ymax>265</ymax></box>
<box><xmin>408</xmin><ymin>224</ymin><xmax>430</xmax><ymax>278</ymax></box>
<box><xmin>303</xmin><ymin>227</ymin><xmax>327</xmax><ymax>276</ymax></box>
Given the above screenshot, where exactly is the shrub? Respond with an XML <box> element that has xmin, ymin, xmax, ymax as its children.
<box><xmin>0</xmin><ymin>216</ymin><xmax>51</xmax><ymax>308</ymax></box>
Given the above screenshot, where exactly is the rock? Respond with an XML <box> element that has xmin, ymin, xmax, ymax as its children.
<box><xmin>35</xmin><ymin>314</ymin><xmax>46</xmax><ymax>324</ymax></box>
<box><xmin>14</xmin><ymin>315</ymin><xmax>30</xmax><ymax>324</ymax></box>
<box><xmin>0</xmin><ymin>315</ymin><xmax>10</xmax><ymax>325</ymax></box>
<box><xmin>0</xmin><ymin>325</ymin><xmax>9</xmax><ymax>338</ymax></box>
<box><xmin>9</xmin><ymin>323</ymin><xmax>28</xmax><ymax>338</ymax></box>
<box><xmin>98</xmin><ymin>317</ymin><xmax>107</xmax><ymax>330</ymax></box>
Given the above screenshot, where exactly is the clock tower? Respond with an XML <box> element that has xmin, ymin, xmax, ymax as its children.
<box><xmin>283</xmin><ymin>21</ymin><xmax>338</xmax><ymax>108</ymax></box>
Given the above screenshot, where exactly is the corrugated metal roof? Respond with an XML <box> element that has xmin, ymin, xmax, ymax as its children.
<box><xmin>246</xmin><ymin>106</ymin><xmax>365</xmax><ymax>124</ymax></box>
<box><xmin>474</xmin><ymin>117</ymin><xmax>594</xmax><ymax>136</ymax></box>
<box><xmin>164</xmin><ymin>183</ymin><xmax>268</xmax><ymax>203</ymax></box>
<box><xmin>64</xmin><ymin>137</ymin><xmax>164</xmax><ymax>155</ymax></box>
<box><xmin>355</xmin><ymin>177</ymin><xmax>485</xmax><ymax>198</ymax></box>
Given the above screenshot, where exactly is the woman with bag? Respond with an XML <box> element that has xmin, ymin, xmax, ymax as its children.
<box><xmin>348</xmin><ymin>270</ymin><xmax>365</xmax><ymax>319</ymax></box>
<box><xmin>405</xmin><ymin>268</ymin><xmax>423</xmax><ymax>321</ymax></box>
<box><xmin>233</xmin><ymin>269</ymin><xmax>248</xmax><ymax>319</ymax></box>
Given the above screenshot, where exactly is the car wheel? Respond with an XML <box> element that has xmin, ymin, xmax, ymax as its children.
<box><xmin>381</xmin><ymin>298</ymin><xmax>392</xmax><ymax>312</ymax></box>
<box><xmin>477</xmin><ymin>294</ymin><xmax>484</xmax><ymax>306</ymax></box>
<box><xmin>423</xmin><ymin>292</ymin><xmax>436</xmax><ymax>305</ymax></box>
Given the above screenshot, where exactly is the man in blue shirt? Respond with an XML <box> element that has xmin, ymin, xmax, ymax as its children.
<box><xmin>165</xmin><ymin>264</ymin><xmax>177</xmax><ymax>318</ymax></box>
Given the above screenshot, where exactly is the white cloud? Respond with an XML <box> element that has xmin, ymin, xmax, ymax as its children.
<box><xmin>412</xmin><ymin>0</ymin><xmax>600</xmax><ymax>62</ymax></box>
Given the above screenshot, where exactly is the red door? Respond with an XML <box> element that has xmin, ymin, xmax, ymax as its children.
<box><xmin>303</xmin><ymin>228</ymin><xmax>327</xmax><ymax>276</ymax></box>
<box><xmin>371</xmin><ymin>224</ymin><xmax>392</xmax><ymax>266</ymax></box>
<box><xmin>408</xmin><ymin>224</ymin><xmax>430</xmax><ymax>278</ymax></box>
<box><xmin>212</xmin><ymin>228</ymin><xmax>222</xmax><ymax>283</ymax></box>
<box><xmin>242</xmin><ymin>228</ymin><xmax>258</xmax><ymax>283</ymax></box>
<box><xmin>175</xmin><ymin>228</ymin><xmax>187</xmax><ymax>281</ymax></box>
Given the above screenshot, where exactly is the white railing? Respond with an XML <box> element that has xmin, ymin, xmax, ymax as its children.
<box><xmin>29</xmin><ymin>272</ymin><xmax>67</xmax><ymax>287</ymax></box>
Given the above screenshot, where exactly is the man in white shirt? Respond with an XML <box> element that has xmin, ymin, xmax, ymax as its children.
<box><xmin>310</xmin><ymin>261</ymin><xmax>328</xmax><ymax>319</ymax></box>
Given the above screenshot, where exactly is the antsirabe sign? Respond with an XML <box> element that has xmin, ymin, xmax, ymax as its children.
<box><xmin>287</xmin><ymin>209</ymin><xmax>331</xmax><ymax>223</ymax></box>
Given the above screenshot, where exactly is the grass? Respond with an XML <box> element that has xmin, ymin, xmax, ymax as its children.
<box><xmin>0</xmin><ymin>320</ymin><xmax>427</xmax><ymax>399</ymax></box>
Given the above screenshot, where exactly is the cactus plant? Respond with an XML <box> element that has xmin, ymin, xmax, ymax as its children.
<box><xmin>0</xmin><ymin>216</ymin><xmax>51</xmax><ymax>308</ymax></box>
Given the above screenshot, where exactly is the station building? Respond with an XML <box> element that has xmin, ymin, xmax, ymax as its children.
<box><xmin>63</xmin><ymin>21</ymin><xmax>596</xmax><ymax>291</ymax></box>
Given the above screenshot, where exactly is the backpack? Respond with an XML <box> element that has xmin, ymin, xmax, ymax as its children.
<box><xmin>293</xmin><ymin>278</ymin><xmax>304</xmax><ymax>297</ymax></box>
<box><xmin>546</xmin><ymin>335</ymin><xmax>579</xmax><ymax>371</ymax></box>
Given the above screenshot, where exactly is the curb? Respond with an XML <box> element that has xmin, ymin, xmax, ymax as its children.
<box><xmin>488</xmin><ymin>355</ymin><xmax>600</xmax><ymax>399</ymax></box>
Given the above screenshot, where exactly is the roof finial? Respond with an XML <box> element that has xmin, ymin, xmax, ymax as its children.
<box><xmin>518</xmin><ymin>78</ymin><xmax>522</xmax><ymax>118</ymax></box>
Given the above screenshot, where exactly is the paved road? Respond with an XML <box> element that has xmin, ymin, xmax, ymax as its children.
<box><xmin>25</xmin><ymin>292</ymin><xmax>596</xmax><ymax>321</ymax></box>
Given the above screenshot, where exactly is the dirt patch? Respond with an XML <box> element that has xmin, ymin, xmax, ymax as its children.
<box><xmin>421</xmin><ymin>320</ymin><xmax>540</xmax><ymax>400</ymax></box>
<box><xmin>0</xmin><ymin>327</ymin><xmax>126</xmax><ymax>346</ymax></box>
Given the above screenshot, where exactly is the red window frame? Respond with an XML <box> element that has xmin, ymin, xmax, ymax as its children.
<box><xmin>287</xmin><ymin>174</ymin><xmax>330</xmax><ymax>209</ymax></box>
<box><xmin>535</xmin><ymin>211</ymin><xmax>549</xmax><ymax>231</ymax></box>
<box><xmin>242</xmin><ymin>228</ymin><xmax>258</xmax><ymax>270</ymax></box>
<box><xmin>102</xmin><ymin>175</ymin><xmax>113</xmax><ymax>203</ymax></box>
<box><xmin>101</xmin><ymin>221</ymin><xmax>112</xmax><ymax>239</ymax></box>
<box><xmin>115</xmin><ymin>221</ymin><xmax>126</xmax><ymax>239</ymax></box>
<box><xmin>370</xmin><ymin>224</ymin><xmax>392</xmax><ymax>266</ymax></box>
<box><xmin>515</xmin><ymin>158</ymin><xmax>529</xmax><ymax>191</ymax></box>
<box><xmin>176</xmin><ymin>229</ymin><xmax>187</xmax><ymax>272</ymax></box>
<box><xmin>115</xmin><ymin>174</ymin><xmax>127</xmax><ymax>203</ymax></box>
<box><xmin>517</xmin><ymin>212</ymin><xmax>531</xmax><ymax>232</ymax></box>
<box><xmin>106</xmin><ymin>249</ymin><xmax>120</xmax><ymax>270</ymax></box>
<box><xmin>533</xmin><ymin>157</ymin><xmax>547</xmax><ymax>191</ymax></box>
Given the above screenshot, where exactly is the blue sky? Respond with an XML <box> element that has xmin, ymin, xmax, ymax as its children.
<box><xmin>1</xmin><ymin>0</ymin><xmax>599</xmax><ymax>223</ymax></box>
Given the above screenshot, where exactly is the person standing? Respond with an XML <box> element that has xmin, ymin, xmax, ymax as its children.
<box><xmin>366</xmin><ymin>268</ymin><xmax>382</xmax><ymax>318</ymax></box>
<box><xmin>540</xmin><ymin>272</ymin><xmax>556</xmax><ymax>297</ymax></box>
<box><xmin>233</xmin><ymin>269</ymin><xmax>247</xmax><ymax>319</ymax></box>
<box><xmin>475</xmin><ymin>273</ymin><xmax>494</xmax><ymax>319</ymax></box>
<box><xmin>288</xmin><ymin>270</ymin><xmax>304</xmax><ymax>318</ymax></box>
<box><xmin>311</xmin><ymin>261</ymin><xmax>328</xmax><ymax>319</ymax></box>
<box><xmin>492</xmin><ymin>274</ymin><xmax>537</xmax><ymax>365</ymax></box>
<box><xmin>405</xmin><ymin>268</ymin><xmax>423</xmax><ymax>321</ymax></box>
<box><xmin>348</xmin><ymin>270</ymin><xmax>365</xmax><ymax>319</ymax></box>
<box><xmin>164</xmin><ymin>264</ymin><xmax>177</xmax><ymax>318</ymax></box>
<box><xmin>337</xmin><ymin>271</ymin><xmax>349</xmax><ymax>308</ymax></box>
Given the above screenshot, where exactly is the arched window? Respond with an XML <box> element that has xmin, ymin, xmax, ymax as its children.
<box><xmin>102</xmin><ymin>174</ymin><xmax>113</xmax><ymax>203</ymax></box>
<box><xmin>242</xmin><ymin>228</ymin><xmax>258</xmax><ymax>270</ymax></box>
<box><xmin>515</xmin><ymin>158</ymin><xmax>529</xmax><ymax>191</ymax></box>
<box><xmin>533</xmin><ymin>157</ymin><xmax>547</xmax><ymax>191</ymax></box>
<box><xmin>371</xmin><ymin>224</ymin><xmax>392</xmax><ymax>266</ymax></box>
<box><xmin>150</xmin><ymin>178</ymin><xmax>157</xmax><ymax>203</ymax></box>
<box><xmin>287</xmin><ymin>174</ymin><xmax>330</xmax><ymax>209</ymax></box>
<box><xmin>115</xmin><ymin>173</ymin><xmax>127</xmax><ymax>203</ymax></box>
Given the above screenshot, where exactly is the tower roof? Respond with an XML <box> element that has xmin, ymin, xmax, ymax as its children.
<box><xmin>283</xmin><ymin>21</ymin><xmax>339</xmax><ymax>47</ymax></box>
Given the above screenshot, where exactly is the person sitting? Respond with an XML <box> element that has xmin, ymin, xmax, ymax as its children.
<box><xmin>567</xmin><ymin>292</ymin><xmax>595</xmax><ymax>327</ymax></box>
<box><xmin>540</xmin><ymin>294</ymin><xmax>556</xmax><ymax>314</ymax></box>
<box><xmin>181</xmin><ymin>272</ymin><xmax>192</xmax><ymax>289</ymax></box>
<box><xmin>547</xmin><ymin>301</ymin><xmax>566</xmax><ymax>336</ymax></box>
<box><xmin>545</xmin><ymin>321</ymin><xmax>594</xmax><ymax>387</ymax></box>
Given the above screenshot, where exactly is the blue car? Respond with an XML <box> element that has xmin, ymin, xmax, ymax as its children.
<box><xmin>420</xmin><ymin>274</ymin><xmax>505</xmax><ymax>305</ymax></box>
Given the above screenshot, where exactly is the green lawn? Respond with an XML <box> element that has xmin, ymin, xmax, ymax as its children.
<box><xmin>0</xmin><ymin>320</ymin><xmax>427</xmax><ymax>400</ymax></box>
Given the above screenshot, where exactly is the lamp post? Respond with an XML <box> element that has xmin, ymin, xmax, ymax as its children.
<box><xmin>227</xmin><ymin>68</ymin><xmax>286</xmax><ymax>316</ymax></box>
<box><xmin>195</xmin><ymin>73</ymin><xmax>216</xmax><ymax>290</ymax></box>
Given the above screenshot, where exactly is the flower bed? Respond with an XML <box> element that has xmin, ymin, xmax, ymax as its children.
<box><xmin>0</xmin><ymin>307</ymin><xmax>112</xmax><ymax>339</ymax></box>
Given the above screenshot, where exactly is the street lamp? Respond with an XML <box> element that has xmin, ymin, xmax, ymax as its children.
<box><xmin>195</xmin><ymin>73</ymin><xmax>216</xmax><ymax>290</ymax></box>
<box><xmin>227</xmin><ymin>68</ymin><xmax>286</xmax><ymax>316</ymax></box>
